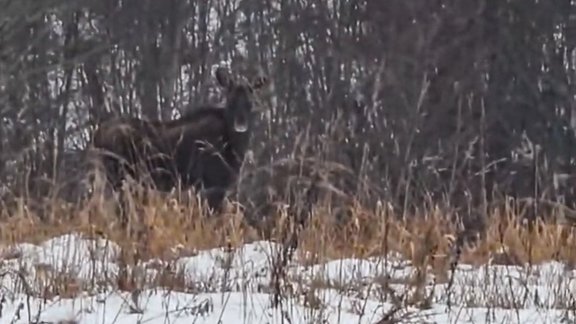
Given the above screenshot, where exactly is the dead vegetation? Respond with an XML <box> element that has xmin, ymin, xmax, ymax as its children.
<box><xmin>0</xmin><ymin>182</ymin><xmax>575</xmax><ymax>323</ymax></box>
<box><xmin>1</xmin><ymin>182</ymin><xmax>575</xmax><ymax>274</ymax></box>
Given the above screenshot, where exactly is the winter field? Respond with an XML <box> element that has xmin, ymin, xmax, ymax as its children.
<box><xmin>0</xmin><ymin>191</ymin><xmax>575</xmax><ymax>324</ymax></box>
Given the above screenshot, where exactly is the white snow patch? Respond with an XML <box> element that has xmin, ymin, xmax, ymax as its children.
<box><xmin>0</xmin><ymin>233</ymin><xmax>575</xmax><ymax>323</ymax></box>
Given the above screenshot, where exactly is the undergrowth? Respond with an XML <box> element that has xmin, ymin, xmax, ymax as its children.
<box><xmin>0</xmin><ymin>181</ymin><xmax>575</xmax><ymax>323</ymax></box>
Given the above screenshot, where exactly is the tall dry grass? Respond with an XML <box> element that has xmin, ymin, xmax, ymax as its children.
<box><xmin>1</xmin><ymin>179</ymin><xmax>575</xmax><ymax>273</ymax></box>
<box><xmin>1</xmin><ymin>178</ymin><xmax>576</xmax><ymax>324</ymax></box>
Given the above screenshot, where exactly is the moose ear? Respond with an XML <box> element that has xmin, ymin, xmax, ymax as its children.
<box><xmin>215</xmin><ymin>67</ymin><xmax>233</xmax><ymax>88</ymax></box>
<box><xmin>251</xmin><ymin>75</ymin><xmax>269</xmax><ymax>90</ymax></box>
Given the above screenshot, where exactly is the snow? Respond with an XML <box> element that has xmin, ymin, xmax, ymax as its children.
<box><xmin>0</xmin><ymin>233</ymin><xmax>575</xmax><ymax>323</ymax></box>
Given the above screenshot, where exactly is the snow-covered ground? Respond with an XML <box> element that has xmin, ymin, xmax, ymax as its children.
<box><xmin>0</xmin><ymin>233</ymin><xmax>575</xmax><ymax>323</ymax></box>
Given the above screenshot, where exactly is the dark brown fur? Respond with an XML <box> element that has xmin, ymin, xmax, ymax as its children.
<box><xmin>90</xmin><ymin>67</ymin><xmax>268</xmax><ymax>217</ymax></box>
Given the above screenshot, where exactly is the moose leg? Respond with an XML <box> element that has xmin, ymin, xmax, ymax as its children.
<box><xmin>110</xmin><ymin>169</ymin><xmax>132</xmax><ymax>233</ymax></box>
<box><xmin>103</xmin><ymin>174</ymin><xmax>128</xmax><ymax>232</ymax></box>
<box><xmin>117</xmin><ymin>184</ymin><xmax>130</xmax><ymax>230</ymax></box>
<box><xmin>202</xmin><ymin>187</ymin><xmax>227</xmax><ymax>216</ymax></box>
<box><xmin>112</xmin><ymin>187</ymin><xmax>128</xmax><ymax>231</ymax></box>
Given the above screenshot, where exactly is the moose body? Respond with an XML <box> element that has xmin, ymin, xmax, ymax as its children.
<box><xmin>90</xmin><ymin>67</ymin><xmax>267</xmax><ymax>214</ymax></box>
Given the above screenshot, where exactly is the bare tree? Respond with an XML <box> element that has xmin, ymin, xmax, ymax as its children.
<box><xmin>0</xmin><ymin>0</ymin><xmax>575</xmax><ymax>230</ymax></box>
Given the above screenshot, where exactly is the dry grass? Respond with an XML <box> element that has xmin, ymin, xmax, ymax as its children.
<box><xmin>1</xmin><ymin>184</ymin><xmax>575</xmax><ymax>272</ymax></box>
<box><xmin>1</xmin><ymin>183</ymin><xmax>576</xmax><ymax>323</ymax></box>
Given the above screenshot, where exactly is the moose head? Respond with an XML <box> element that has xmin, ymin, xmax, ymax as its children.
<box><xmin>214</xmin><ymin>67</ymin><xmax>268</xmax><ymax>133</ymax></box>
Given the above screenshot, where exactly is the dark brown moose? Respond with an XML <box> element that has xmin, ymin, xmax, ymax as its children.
<box><xmin>90</xmin><ymin>67</ymin><xmax>268</xmax><ymax>217</ymax></box>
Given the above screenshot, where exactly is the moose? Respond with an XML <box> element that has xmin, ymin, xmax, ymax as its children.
<box><xmin>89</xmin><ymin>66</ymin><xmax>268</xmax><ymax>218</ymax></box>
